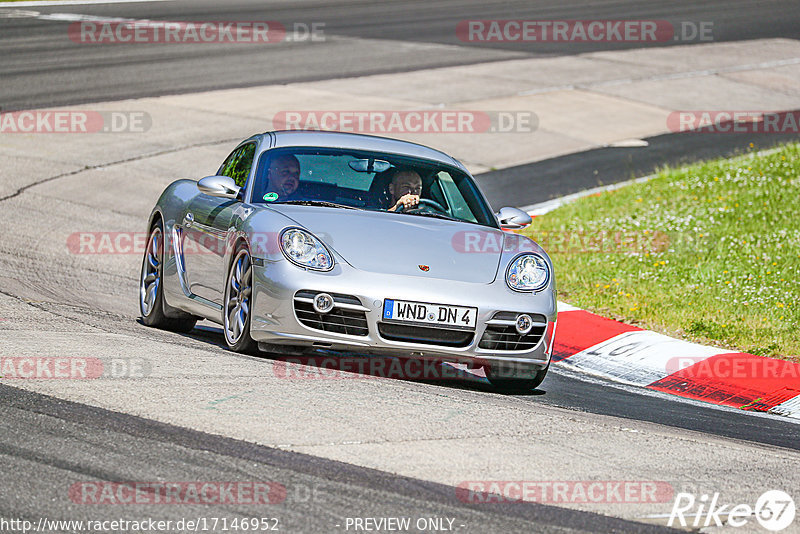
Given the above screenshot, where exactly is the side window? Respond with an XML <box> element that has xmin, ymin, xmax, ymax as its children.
<box><xmin>438</xmin><ymin>171</ymin><xmax>477</xmax><ymax>223</ymax></box>
<box><xmin>219</xmin><ymin>149</ymin><xmax>238</xmax><ymax>178</ymax></box>
<box><xmin>219</xmin><ymin>143</ymin><xmax>256</xmax><ymax>188</ymax></box>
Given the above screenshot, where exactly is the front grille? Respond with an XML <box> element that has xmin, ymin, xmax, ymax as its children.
<box><xmin>293</xmin><ymin>290</ymin><xmax>368</xmax><ymax>337</ymax></box>
<box><xmin>478</xmin><ymin>312</ymin><xmax>547</xmax><ymax>351</ymax></box>
<box><xmin>378</xmin><ymin>323</ymin><xmax>474</xmax><ymax>347</ymax></box>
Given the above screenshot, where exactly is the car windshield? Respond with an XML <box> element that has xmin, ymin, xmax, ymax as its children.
<box><xmin>250</xmin><ymin>147</ymin><xmax>498</xmax><ymax>228</ymax></box>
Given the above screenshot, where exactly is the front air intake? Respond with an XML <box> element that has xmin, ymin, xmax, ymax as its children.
<box><xmin>293</xmin><ymin>290</ymin><xmax>369</xmax><ymax>337</ymax></box>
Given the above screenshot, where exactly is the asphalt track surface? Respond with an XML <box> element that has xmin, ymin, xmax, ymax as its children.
<box><xmin>0</xmin><ymin>0</ymin><xmax>799</xmax><ymax>110</ymax></box>
<box><xmin>0</xmin><ymin>385</ymin><xmax>679</xmax><ymax>534</ymax></box>
<box><xmin>475</xmin><ymin>130</ymin><xmax>800</xmax><ymax>208</ymax></box>
<box><xmin>1</xmin><ymin>1</ymin><xmax>800</xmax><ymax>533</ymax></box>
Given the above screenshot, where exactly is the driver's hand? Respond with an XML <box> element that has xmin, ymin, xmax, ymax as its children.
<box><xmin>391</xmin><ymin>194</ymin><xmax>420</xmax><ymax>211</ymax></box>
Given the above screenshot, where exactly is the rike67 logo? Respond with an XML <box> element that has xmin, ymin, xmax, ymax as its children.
<box><xmin>669</xmin><ymin>490</ymin><xmax>795</xmax><ymax>531</ymax></box>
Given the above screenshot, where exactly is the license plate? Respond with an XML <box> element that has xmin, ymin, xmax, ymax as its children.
<box><xmin>382</xmin><ymin>299</ymin><xmax>477</xmax><ymax>329</ymax></box>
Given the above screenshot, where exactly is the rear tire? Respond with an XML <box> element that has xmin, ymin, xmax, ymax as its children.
<box><xmin>486</xmin><ymin>362</ymin><xmax>549</xmax><ymax>392</ymax></box>
<box><xmin>223</xmin><ymin>244</ymin><xmax>258</xmax><ymax>353</ymax></box>
<box><xmin>139</xmin><ymin>219</ymin><xmax>197</xmax><ymax>333</ymax></box>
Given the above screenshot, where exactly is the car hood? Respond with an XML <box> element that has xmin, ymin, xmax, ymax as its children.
<box><xmin>269</xmin><ymin>205</ymin><xmax>506</xmax><ymax>283</ymax></box>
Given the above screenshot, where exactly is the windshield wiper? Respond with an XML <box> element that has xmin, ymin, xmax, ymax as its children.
<box><xmin>274</xmin><ymin>200</ymin><xmax>361</xmax><ymax>210</ymax></box>
<box><xmin>401</xmin><ymin>211</ymin><xmax>459</xmax><ymax>222</ymax></box>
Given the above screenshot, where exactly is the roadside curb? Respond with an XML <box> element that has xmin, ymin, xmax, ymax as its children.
<box><xmin>551</xmin><ymin>305</ymin><xmax>800</xmax><ymax>419</ymax></box>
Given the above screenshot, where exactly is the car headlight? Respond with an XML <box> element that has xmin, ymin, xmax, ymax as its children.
<box><xmin>279</xmin><ymin>228</ymin><xmax>334</xmax><ymax>271</ymax></box>
<box><xmin>506</xmin><ymin>253</ymin><xmax>550</xmax><ymax>292</ymax></box>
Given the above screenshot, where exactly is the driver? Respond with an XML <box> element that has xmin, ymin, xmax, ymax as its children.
<box><xmin>387</xmin><ymin>168</ymin><xmax>423</xmax><ymax>212</ymax></box>
<box><xmin>265</xmin><ymin>154</ymin><xmax>301</xmax><ymax>200</ymax></box>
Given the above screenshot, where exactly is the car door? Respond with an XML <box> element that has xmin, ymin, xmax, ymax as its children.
<box><xmin>183</xmin><ymin>143</ymin><xmax>256</xmax><ymax>305</ymax></box>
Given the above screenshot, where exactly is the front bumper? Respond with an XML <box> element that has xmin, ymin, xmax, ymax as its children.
<box><xmin>250</xmin><ymin>258</ymin><xmax>557</xmax><ymax>370</ymax></box>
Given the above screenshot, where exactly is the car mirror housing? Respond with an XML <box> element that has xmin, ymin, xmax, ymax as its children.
<box><xmin>496</xmin><ymin>207</ymin><xmax>532</xmax><ymax>230</ymax></box>
<box><xmin>197</xmin><ymin>175</ymin><xmax>241</xmax><ymax>200</ymax></box>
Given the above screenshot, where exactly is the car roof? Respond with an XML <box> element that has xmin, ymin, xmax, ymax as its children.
<box><xmin>253</xmin><ymin>130</ymin><xmax>468</xmax><ymax>173</ymax></box>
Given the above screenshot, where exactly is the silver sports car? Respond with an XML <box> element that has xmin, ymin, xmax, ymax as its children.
<box><xmin>140</xmin><ymin>131</ymin><xmax>557</xmax><ymax>390</ymax></box>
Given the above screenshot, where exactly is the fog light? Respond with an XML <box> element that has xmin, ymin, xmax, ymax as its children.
<box><xmin>515</xmin><ymin>314</ymin><xmax>533</xmax><ymax>335</ymax></box>
<box><xmin>313</xmin><ymin>293</ymin><xmax>335</xmax><ymax>314</ymax></box>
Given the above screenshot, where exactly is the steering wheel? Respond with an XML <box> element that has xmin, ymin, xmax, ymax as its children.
<box><xmin>395</xmin><ymin>198</ymin><xmax>447</xmax><ymax>214</ymax></box>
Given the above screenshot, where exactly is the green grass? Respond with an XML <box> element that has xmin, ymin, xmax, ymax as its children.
<box><xmin>523</xmin><ymin>142</ymin><xmax>800</xmax><ymax>361</ymax></box>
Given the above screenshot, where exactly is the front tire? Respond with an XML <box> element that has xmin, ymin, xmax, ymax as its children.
<box><xmin>223</xmin><ymin>244</ymin><xmax>258</xmax><ymax>353</ymax></box>
<box><xmin>139</xmin><ymin>220</ymin><xmax>197</xmax><ymax>333</ymax></box>
<box><xmin>486</xmin><ymin>362</ymin><xmax>549</xmax><ymax>392</ymax></box>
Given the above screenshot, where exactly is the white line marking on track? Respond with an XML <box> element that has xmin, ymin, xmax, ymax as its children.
<box><xmin>556</xmin><ymin>301</ymin><xmax>581</xmax><ymax>312</ymax></box>
<box><xmin>606</xmin><ymin>138</ymin><xmax>649</xmax><ymax>148</ymax></box>
<box><xmin>770</xmin><ymin>395</ymin><xmax>800</xmax><ymax>419</ymax></box>
<box><xmin>0</xmin><ymin>0</ymin><xmax>169</xmax><ymax>7</ymax></box>
<box><xmin>37</xmin><ymin>12</ymin><xmax>139</xmax><ymax>21</ymax></box>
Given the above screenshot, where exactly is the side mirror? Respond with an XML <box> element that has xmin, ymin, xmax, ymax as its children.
<box><xmin>197</xmin><ymin>175</ymin><xmax>241</xmax><ymax>200</ymax></box>
<box><xmin>496</xmin><ymin>207</ymin><xmax>532</xmax><ymax>230</ymax></box>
